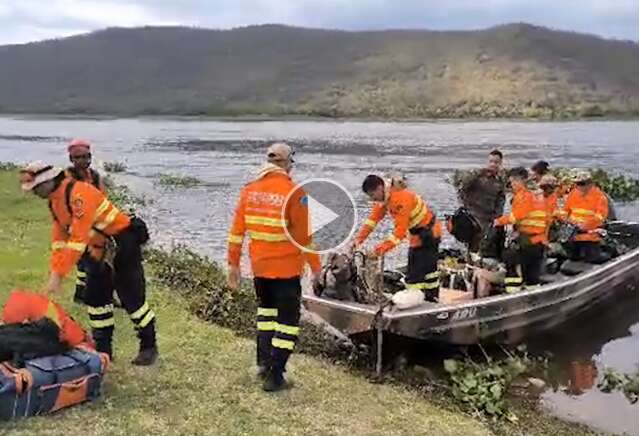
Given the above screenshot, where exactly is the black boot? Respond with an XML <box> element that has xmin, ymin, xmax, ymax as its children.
<box><xmin>92</xmin><ymin>327</ymin><xmax>114</xmax><ymax>361</ymax></box>
<box><xmin>263</xmin><ymin>370</ymin><xmax>290</xmax><ymax>392</ymax></box>
<box><xmin>132</xmin><ymin>321</ymin><xmax>158</xmax><ymax>366</ymax></box>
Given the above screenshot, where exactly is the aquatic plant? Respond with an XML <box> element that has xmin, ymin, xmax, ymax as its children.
<box><xmin>103</xmin><ymin>161</ymin><xmax>127</xmax><ymax>173</ymax></box>
<box><xmin>599</xmin><ymin>368</ymin><xmax>639</xmax><ymax>404</ymax></box>
<box><xmin>156</xmin><ymin>173</ymin><xmax>202</xmax><ymax>188</ymax></box>
<box><xmin>444</xmin><ymin>345</ymin><xmax>547</xmax><ymax>420</ymax></box>
<box><xmin>105</xmin><ymin>179</ymin><xmax>147</xmax><ymax>213</ymax></box>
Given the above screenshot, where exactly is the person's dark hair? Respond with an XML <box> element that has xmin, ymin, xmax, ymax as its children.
<box><xmin>362</xmin><ymin>174</ymin><xmax>384</xmax><ymax>193</ymax></box>
<box><xmin>489</xmin><ymin>149</ymin><xmax>503</xmax><ymax>160</ymax></box>
<box><xmin>508</xmin><ymin>167</ymin><xmax>529</xmax><ymax>180</ymax></box>
<box><xmin>531</xmin><ymin>160</ymin><xmax>550</xmax><ymax>175</ymax></box>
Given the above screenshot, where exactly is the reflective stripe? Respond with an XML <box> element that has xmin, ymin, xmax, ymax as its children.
<box><xmin>95</xmin><ymin>199</ymin><xmax>110</xmax><ymax>218</ymax></box>
<box><xmin>386</xmin><ymin>235</ymin><xmax>401</xmax><ymax>246</ymax></box>
<box><xmin>423</xmin><ymin>281</ymin><xmax>440</xmax><ymax>290</ymax></box>
<box><xmin>406</xmin><ymin>282</ymin><xmax>427</xmax><ymax>290</ymax></box>
<box><xmin>272</xmin><ymin>338</ymin><xmax>295</xmax><ymax>350</ymax></box>
<box><xmin>130</xmin><ymin>302</ymin><xmax>149</xmax><ymax>320</ymax></box>
<box><xmin>228</xmin><ymin>234</ymin><xmax>244</xmax><ymax>245</ymax></box>
<box><xmin>257</xmin><ymin>321</ymin><xmax>277</xmax><ymax>331</ymax></box>
<box><xmin>75</xmin><ymin>279</ymin><xmax>85</xmax><ymax>286</ymax></box>
<box><xmin>520</xmin><ymin>220</ymin><xmax>547</xmax><ymax>228</ymax></box>
<box><xmin>45</xmin><ymin>303</ymin><xmax>61</xmax><ymax>327</ymax></box>
<box><xmin>504</xmin><ymin>277</ymin><xmax>523</xmax><ymax>284</ymax></box>
<box><xmin>66</xmin><ymin>242</ymin><xmax>87</xmax><ymax>252</ymax></box>
<box><xmin>276</xmin><ymin>324</ymin><xmax>300</xmax><ymax>336</ymax></box>
<box><xmin>138</xmin><ymin>310</ymin><xmax>155</xmax><ymax>328</ymax></box>
<box><xmin>425</xmin><ymin>271</ymin><xmax>439</xmax><ymax>280</ymax></box>
<box><xmin>89</xmin><ymin>318</ymin><xmax>115</xmax><ymax>329</ymax></box>
<box><xmin>51</xmin><ymin>241</ymin><xmax>66</xmax><ymax>250</ymax></box>
<box><xmin>248</xmin><ymin>231</ymin><xmax>288</xmax><ymax>242</ymax></box>
<box><xmin>572</xmin><ymin>208</ymin><xmax>595</xmax><ymax>216</ymax></box>
<box><xmin>87</xmin><ymin>305</ymin><xmax>114</xmax><ymax>316</ymax></box>
<box><xmin>528</xmin><ymin>211</ymin><xmax>547</xmax><ymax>218</ymax></box>
<box><xmin>257</xmin><ymin>308</ymin><xmax>278</xmax><ymax>317</ymax></box>
<box><xmin>76</xmin><ymin>271</ymin><xmax>87</xmax><ymax>278</ymax></box>
<box><xmin>505</xmin><ymin>287</ymin><xmax>521</xmax><ymax>294</ymax></box>
<box><xmin>409</xmin><ymin>199</ymin><xmax>428</xmax><ymax>229</ymax></box>
<box><xmin>245</xmin><ymin>215</ymin><xmax>287</xmax><ymax>227</ymax></box>
<box><xmin>95</xmin><ymin>208</ymin><xmax>118</xmax><ymax>230</ymax></box>
<box><xmin>364</xmin><ymin>219</ymin><xmax>377</xmax><ymax>227</ymax></box>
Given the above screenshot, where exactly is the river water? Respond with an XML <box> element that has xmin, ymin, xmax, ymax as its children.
<box><xmin>0</xmin><ymin>116</ymin><xmax>638</xmax><ymax>434</ymax></box>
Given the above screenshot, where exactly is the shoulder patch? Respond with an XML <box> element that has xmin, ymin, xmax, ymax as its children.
<box><xmin>72</xmin><ymin>198</ymin><xmax>85</xmax><ymax>218</ymax></box>
<box><xmin>300</xmin><ymin>195</ymin><xmax>308</xmax><ymax>206</ymax></box>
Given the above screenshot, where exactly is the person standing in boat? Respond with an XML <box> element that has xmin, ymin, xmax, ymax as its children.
<box><xmin>494</xmin><ymin>167</ymin><xmax>549</xmax><ymax>293</ymax></box>
<box><xmin>458</xmin><ymin>149</ymin><xmax>507</xmax><ymax>251</ymax></box>
<box><xmin>353</xmin><ymin>174</ymin><xmax>442</xmax><ymax>302</ymax></box>
<box><xmin>560</xmin><ymin>171</ymin><xmax>609</xmax><ymax>263</ymax></box>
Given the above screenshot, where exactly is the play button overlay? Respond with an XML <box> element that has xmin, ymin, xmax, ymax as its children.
<box><xmin>284</xmin><ymin>178</ymin><xmax>357</xmax><ymax>254</ymax></box>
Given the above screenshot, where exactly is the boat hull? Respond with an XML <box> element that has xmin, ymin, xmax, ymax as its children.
<box><xmin>303</xmin><ymin>248</ymin><xmax>639</xmax><ymax>345</ymax></box>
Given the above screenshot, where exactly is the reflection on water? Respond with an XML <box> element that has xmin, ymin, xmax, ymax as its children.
<box><xmin>1</xmin><ymin>116</ymin><xmax>639</xmax><ymax>434</ymax></box>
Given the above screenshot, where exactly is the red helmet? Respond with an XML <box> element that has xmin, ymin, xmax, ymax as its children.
<box><xmin>68</xmin><ymin>138</ymin><xmax>92</xmax><ymax>156</ymax></box>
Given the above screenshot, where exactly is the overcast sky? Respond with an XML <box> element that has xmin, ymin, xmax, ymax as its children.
<box><xmin>1</xmin><ymin>0</ymin><xmax>638</xmax><ymax>45</ymax></box>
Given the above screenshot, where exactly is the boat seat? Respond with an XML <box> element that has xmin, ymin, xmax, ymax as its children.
<box><xmin>560</xmin><ymin>260</ymin><xmax>595</xmax><ymax>276</ymax></box>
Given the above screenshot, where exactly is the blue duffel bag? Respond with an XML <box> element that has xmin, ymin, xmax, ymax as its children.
<box><xmin>0</xmin><ymin>347</ymin><xmax>108</xmax><ymax>420</ymax></box>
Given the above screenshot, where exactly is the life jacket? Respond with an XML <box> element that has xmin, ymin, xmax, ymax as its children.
<box><xmin>2</xmin><ymin>290</ymin><xmax>89</xmax><ymax>348</ymax></box>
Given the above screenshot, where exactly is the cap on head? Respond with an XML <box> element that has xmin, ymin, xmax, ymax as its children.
<box><xmin>19</xmin><ymin>161</ymin><xmax>62</xmax><ymax>191</ymax></box>
<box><xmin>68</xmin><ymin>138</ymin><xmax>92</xmax><ymax>156</ymax></box>
<box><xmin>573</xmin><ymin>170</ymin><xmax>592</xmax><ymax>183</ymax></box>
<box><xmin>266</xmin><ymin>142</ymin><xmax>294</xmax><ymax>165</ymax></box>
<box><xmin>540</xmin><ymin>174</ymin><xmax>558</xmax><ymax>187</ymax></box>
<box><xmin>531</xmin><ymin>160</ymin><xmax>550</xmax><ymax>175</ymax></box>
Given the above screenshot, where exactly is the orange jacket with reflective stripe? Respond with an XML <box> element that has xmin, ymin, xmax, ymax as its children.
<box><xmin>227</xmin><ymin>171</ymin><xmax>321</xmax><ymax>278</ymax></box>
<box><xmin>496</xmin><ymin>186</ymin><xmax>549</xmax><ymax>245</ymax></box>
<box><xmin>356</xmin><ymin>187</ymin><xmax>442</xmax><ymax>255</ymax></box>
<box><xmin>562</xmin><ymin>186</ymin><xmax>609</xmax><ymax>242</ymax></box>
<box><xmin>49</xmin><ymin>178</ymin><xmax>130</xmax><ymax>277</ymax></box>
<box><xmin>2</xmin><ymin>290</ymin><xmax>87</xmax><ymax>347</ymax></box>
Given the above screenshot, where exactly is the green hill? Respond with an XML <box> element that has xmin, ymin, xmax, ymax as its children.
<box><xmin>0</xmin><ymin>23</ymin><xmax>638</xmax><ymax>118</ymax></box>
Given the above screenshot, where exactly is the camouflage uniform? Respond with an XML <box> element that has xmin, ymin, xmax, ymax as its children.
<box><xmin>458</xmin><ymin>168</ymin><xmax>507</xmax><ymax>250</ymax></box>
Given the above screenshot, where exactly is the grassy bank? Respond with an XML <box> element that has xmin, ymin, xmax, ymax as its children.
<box><xmin>0</xmin><ymin>169</ymin><xmax>492</xmax><ymax>435</ymax></box>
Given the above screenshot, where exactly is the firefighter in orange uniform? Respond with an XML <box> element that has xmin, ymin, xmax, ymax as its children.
<box><xmin>65</xmin><ymin>139</ymin><xmax>106</xmax><ymax>192</ymax></box>
<box><xmin>227</xmin><ymin>143</ymin><xmax>320</xmax><ymax>392</ymax></box>
<box><xmin>354</xmin><ymin>175</ymin><xmax>442</xmax><ymax>301</ymax></box>
<box><xmin>19</xmin><ymin>162</ymin><xmax>158</xmax><ymax>365</ymax></box>
<box><xmin>3</xmin><ymin>290</ymin><xmax>89</xmax><ymax>348</ymax></box>
<box><xmin>494</xmin><ymin>167</ymin><xmax>549</xmax><ymax>293</ymax></box>
<box><xmin>561</xmin><ymin>171</ymin><xmax>609</xmax><ymax>263</ymax></box>
<box><xmin>64</xmin><ymin>139</ymin><xmax>107</xmax><ymax>305</ymax></box>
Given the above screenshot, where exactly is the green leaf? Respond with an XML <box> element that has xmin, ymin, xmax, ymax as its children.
<box><xmin>444</xmin><ymin>359</ymin><xmax>459</xmax><ymax>374</ymax></box>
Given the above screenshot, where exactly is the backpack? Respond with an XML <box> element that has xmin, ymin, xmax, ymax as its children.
<box><xmin>446</xmin><ymin>207</ymin><xmax>482</xmax><ymax>245</ymax></box>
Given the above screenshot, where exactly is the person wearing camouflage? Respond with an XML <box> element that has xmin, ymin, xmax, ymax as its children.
<box><xmin>458</xmin><ymin>150</ymin><xmax>507</xmax><ymax>251</ymax></box>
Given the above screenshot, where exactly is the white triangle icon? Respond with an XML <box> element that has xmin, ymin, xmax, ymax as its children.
<box><xmin>308</xmin><ymin>195</ymin><xmax>339</xmax><ymax>236</ymax></box>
